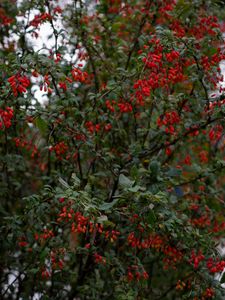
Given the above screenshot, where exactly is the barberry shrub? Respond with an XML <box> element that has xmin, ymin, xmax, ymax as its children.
<box><xmin>0</xmin><ymin>0</ymin><xmax>225</xmax><ymax>299</ymax></box>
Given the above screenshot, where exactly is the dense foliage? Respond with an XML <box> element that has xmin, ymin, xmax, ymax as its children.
<box><xmin>0</xmin><ymin>0</ymin><xmax>225</xmax><ymax>299</ymax></box>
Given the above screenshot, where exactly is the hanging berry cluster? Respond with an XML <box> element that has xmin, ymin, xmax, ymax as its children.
<box><xmin>8</xmin><ymin>74</ymin><xmax>30</xmax><ymax>97</ymax></box>
<box><xmin>0</xmin><ymin>107</ymin><xmax>13</xmax><ymax>130</ymax></box>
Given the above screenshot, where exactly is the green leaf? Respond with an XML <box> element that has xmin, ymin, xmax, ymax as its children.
<box><xmin>128</xmin><ymin>185</ymin><xmax>141</xmax><ymax>192</ymax></box>
<box><xmin>29</xmin><ymin>268</ymin><xmax>39</xmax><ymax>274</ymax></box>
<box><xmin>58</xmin><ymin>177</ymin><xmax>69</xmax><ymax>188</ymax></box>
<box><xmin>119</xmin><ymin>174</ymin><xmax>135</xmax><ymax>188</ymax></box>
<box><xmin>99</xmin><ymin>199</ymin><xmax>119</xmax><ymax>211</ymax></box>
<box><xmin>97</xmin><ymin>215</ymin><xmax>108</xmax><ymax>223</ymax></box>
<box><xmin>35</xmin><ymin>117</ymin><xmax>48</xmax><ymax>135</ymax></box>
<box><xmin>220</xmin><ymin>272</ymin><xmax>225</xmax><ymax>284</ymax></box>
<box><xmin>147</xmin><ymin>210</ymin><xmax>156</xmax><ymax>225</ymax></box>
<box><xmin>71</xmin><ymin>173</ymin><xmax>81</xmax><ymax>188</ymax></box>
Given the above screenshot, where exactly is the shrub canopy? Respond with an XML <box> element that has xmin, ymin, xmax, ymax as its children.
<box><xmin>0</xmin><ymin>0</ymin><xmax>225</xmax><ymax>299</ymax></box>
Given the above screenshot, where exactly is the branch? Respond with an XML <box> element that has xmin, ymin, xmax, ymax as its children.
<box><xmin>125</xmin><ymin>1</ymin><xmax>152</xmax><ymax>70</ymax></box>
<box><xmin>139</xmin><ymin>115</ymin><xmax>224</xmax><ymax>160</ymax></box>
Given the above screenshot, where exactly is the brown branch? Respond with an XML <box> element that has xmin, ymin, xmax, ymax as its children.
<box><xmin>139</xmin><ymin>115</ymin><xmax>224</xmax><ymax>160</ymax></box>
<box><xmin>125</xmin><ymin>1</ymin><xmax>152</xmax><ymax>70</ymax></box>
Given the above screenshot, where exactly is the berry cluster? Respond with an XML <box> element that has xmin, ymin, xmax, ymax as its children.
<box><xmin>29</xmin><ymin>13</ymin><xmax>52</xmax><ymax>28</ymax></box>
<box><xmin>207</xmin><ymin>258</ymin><xmax>225</xmax><ymax>274</ymax></box>
<box><xmin>189</xmin><ymin>250</ymin><xmax>205</xmax><ymax>269</ymax></box>
<box><xmin>157</xmin><ymin>111</ymin><xmax>180</xmax><ymax>135</ymax></box>
<box><xmin>127</xmin><ymin>265</ymin><xmax>149</xmax><ymax>282</ymax></box>
<box><xmin>71</xmin><ymin>68</ymin><xmax>88</xmax><ymax>83</ymax></box>
<box><xmin>85</xmin><ymin>121</ymin><xmax>101</xmax><ymax>134</ymax></box>
<box><xmin>8</xmin><ymin>74</ymin><xmax>30</xmax><ymax>97</ymax></box>
<box><xmin>13</xmin><ymin>137</ymin><xmax>39</xmax><ymax>159</ymax></box>
<box><xmin>0</xmin><ymin>7</ymin><xmax>13</xmax><ymax>26</ymax></box>
<box><xmin>0</xmin><ymin>107</ymin><xmax>13</xmax><ymax>130</ymax></box>
<box><xmin>49</xmin><ymin>141</ymin><xmax>68</xmax><ymax>160</ymax></box>
<box><xmin>134</xmin><ymin>39</ymin><xmax>186</xmax><ymax>105</ymax></box>
<box><xmin>34</xmin><ymin>229</ymin><xmax>54</xmax><ymax>242</ymax></box>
